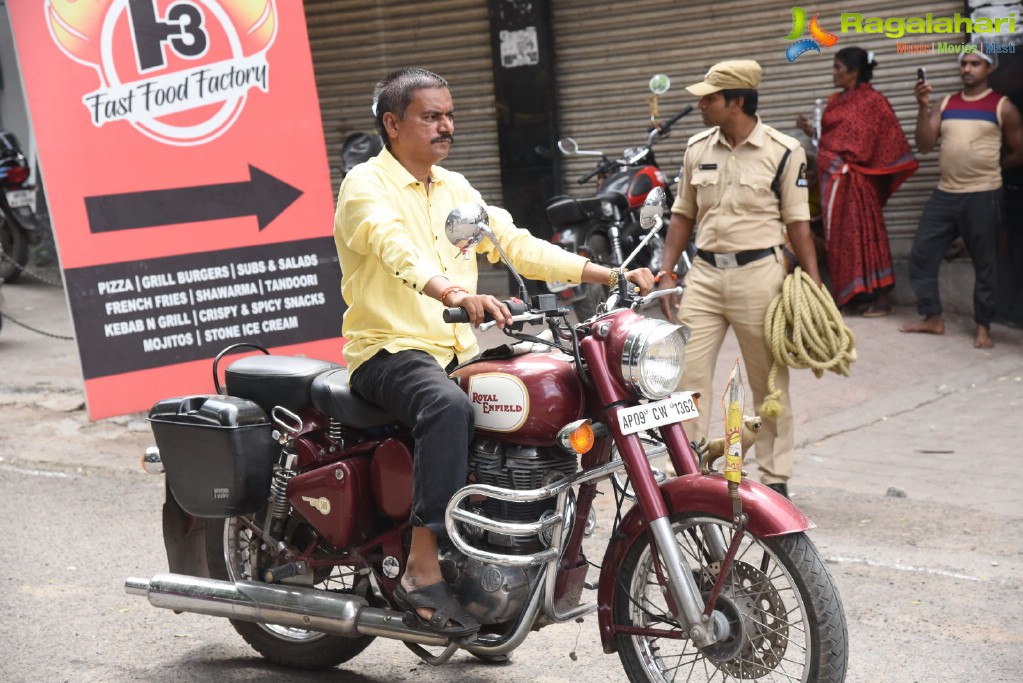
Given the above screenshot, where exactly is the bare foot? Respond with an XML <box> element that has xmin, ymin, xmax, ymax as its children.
<box><xmin>974</xmin><ymin>324</ymin><xmax>994</xmax><ymax>349</ymax></box>
<box><xmin>900</xmin><ymin>315</ymin><xmax>945</xmax><ymax>335</ymax></box>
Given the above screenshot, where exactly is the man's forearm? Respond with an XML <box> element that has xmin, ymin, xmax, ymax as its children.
<box><xmin>915</xmin><ymin>106</ymin><xmax>936</xmax><ymax>153</ymax></box>
<box><xmin>659</xmin><ymin>213</ymin><xmax>694</xmax><ymax>276</ymax></box>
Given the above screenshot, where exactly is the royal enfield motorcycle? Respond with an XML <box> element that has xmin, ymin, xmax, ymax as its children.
<box><xmin>0</xmin><ymin>129</ymin><xmax>42</xmax><ymax>283</ymax></box>
<box><xmin>126</xmin><ymin>188</ymin><xmax>848</xmax><ymax>681</ymax></box>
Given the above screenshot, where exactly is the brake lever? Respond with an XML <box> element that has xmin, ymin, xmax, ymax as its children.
<box><xmin>633</xmin><ymin>286</ymin><xmax>684</xmax><ymax>310</ymax></box>
<box><xmin>478</xmin><ymin>311</ymin><xmax>546</xmax><ymax>332</ymax></box>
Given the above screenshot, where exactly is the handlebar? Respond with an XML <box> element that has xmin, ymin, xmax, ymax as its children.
<box><xmin>660</xmin><ymin>105</ymin><xmax>694</xmax><ymax>133</ymax></box>
<box><xmin>442</xmin><ymin>298</ymin><xmax>529</xmax><ymax>324</ymax></box>
<box><xmin>577</xmin><ymin>106</ymin><xmax>695</xmax><ymax>183</ymax></box>
<box><xmin>442</xmin><ymin>307</ymin><xmax>473</xmax><ymax>324</ymax></box>
<box><xmin>578</xmin><ymin>157</ymin><xmax>616</xmax><ymax>185</ymax></box>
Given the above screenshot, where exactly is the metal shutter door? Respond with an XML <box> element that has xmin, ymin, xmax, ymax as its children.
<box><xmin>550</xmin><ymin>0</ymin><xmax>963</xmax><ymax>258</ymax></box>
<box><xmin>304</xmin><ymin>0</ymin><xmax>503</xmax><ymax>205</ymax></box>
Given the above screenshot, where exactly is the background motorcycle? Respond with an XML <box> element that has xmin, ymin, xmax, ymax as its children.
<box><xmin>0</xmin><ymin>129</ymin><xmax>42</xmax><ymax>283</ymax></box>
<box><xmin>126</xmin><ymin>191</ymin><xmax>847</xmax><ymax>681</ymax></box>
<box><xmin>545</xmin><ymin>107</ymin><xmax>695</xmax><ymax>320</ymax></box>
<box><xmin>336</xmin><ymin>131</ymin><xmax>383</xmax><ymax>180</ymax></box>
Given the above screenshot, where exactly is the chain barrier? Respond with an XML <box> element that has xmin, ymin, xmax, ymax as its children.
<box><xmin>1</xmin><ymin>245</ymin><xmax>73</xmax><ymax>340</ymax></box>
<box><xmin>0</xmin><ymin>311</ymin><xmax>75</xmax><ymax>340</ymax></box>
<box><xmin>0</xmin><ymin>249</ymin><xmax>65</xmax><ymax>287</ymax></box>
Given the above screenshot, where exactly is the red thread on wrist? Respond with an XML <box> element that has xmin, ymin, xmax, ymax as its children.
<box><xmin>440</xmin><ymin>285</ymin><xmax>466</xmax><ymax>305</ymax></box>
<box><xmin>655</xmin><ymin>270</ymin><xmax>679</xmax><ymax>285</ymax></box>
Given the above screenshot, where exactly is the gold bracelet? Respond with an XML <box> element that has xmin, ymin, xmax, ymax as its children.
<box><xmin>607</xmin><ymin>267</ymin><xmax>620</xmax><ymax>289</ymax></box>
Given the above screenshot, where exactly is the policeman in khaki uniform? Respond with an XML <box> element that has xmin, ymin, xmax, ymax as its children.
<box><xmin>657</xmin><ymin>60</ymin><xmax>822</xmax><ymax>499</ymax></box>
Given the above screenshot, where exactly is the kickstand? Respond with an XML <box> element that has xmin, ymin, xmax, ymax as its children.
<box><xmin>403</xmin><ymin>641</ymin><xmax>461</xmax><ymax>665</ymax></box>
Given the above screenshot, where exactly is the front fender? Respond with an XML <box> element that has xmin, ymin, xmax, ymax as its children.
<box><xmin>596</xmin><ymin>474</ymin><xmax>813</xmax><ymax>653</ymax></box>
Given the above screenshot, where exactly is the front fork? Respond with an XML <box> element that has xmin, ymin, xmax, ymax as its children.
<box><xmin>611</xmin><ymin>417</ymin><xmax>730</xmax><ymax>647</ymax></box>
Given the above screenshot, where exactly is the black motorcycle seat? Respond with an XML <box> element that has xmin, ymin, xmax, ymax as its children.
<box><xmin>545</xmin><ymin>192</ymin><xmax>630</xmax><ymax>228</ymax></box>
<box><xmin>546</xmin><ymin>196</ymin><xmax>600</xmax><ymax>227</ymax></box>
<box><xmin>226</xmin><ymin>355</ymin><xmax>339</xmax><ymax>415</ymax></box>
<box><xmin>310</xmin><ymin>368</ymin><xmax>396</xmax><ymax>429</ymax></box>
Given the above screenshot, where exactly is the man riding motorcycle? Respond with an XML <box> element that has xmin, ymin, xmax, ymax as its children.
<box><xmin>333</xmin><ymin>66</ymin><xmax>654</xmax><ymax>638</ymax></box>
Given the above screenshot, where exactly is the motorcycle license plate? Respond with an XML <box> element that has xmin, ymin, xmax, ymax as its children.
<box><xmin>617</xmin><ymin>392</ymin><xmax>699</xmax><ymax>435</ymax></box>
<box><xmin>6</xmin><ymin>189</ymin><xmax>35</xmax><ymax>211</ymax></box>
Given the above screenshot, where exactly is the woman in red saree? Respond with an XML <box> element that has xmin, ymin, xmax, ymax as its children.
<box><xmin>798</xmin><ymin>47</ymin><xmax>918</xmax><ymax>315</ymax></box>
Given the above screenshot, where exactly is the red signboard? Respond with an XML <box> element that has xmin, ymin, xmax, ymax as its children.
<box><xmin>8</xmin><ymin>1</ymin><xmax>343</xmax><ymax>419</ymax></box>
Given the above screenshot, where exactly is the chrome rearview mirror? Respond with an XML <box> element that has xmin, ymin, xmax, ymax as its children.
<box><xmin>649</xmin><ymin>73</ymin><xmax>671</xmax><ymax>95</ymax></box>
<box><xmin>639</xmin><ymin>186</ymin><xmax>666</xmax><ymax>230</ymax></box>
<box><xmin>444</xmin><ymin>203</ymin><xmax>489</xmax><ymax>252</ymax></box>
<box><xmin>558</xmin><ymin>136</ymin><xmax>604</xmax><ymax>157</ymax></box>
<box><xmin>444</xmin><ymin>203</ymin><xmax>529</xmax><ymax>302</ymax></box>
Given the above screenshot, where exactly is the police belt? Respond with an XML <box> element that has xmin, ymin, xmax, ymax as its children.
<box><xmin>695</xmin><ymin>246</ymin><xmax>778</xmax><ymax>269</ymax></box>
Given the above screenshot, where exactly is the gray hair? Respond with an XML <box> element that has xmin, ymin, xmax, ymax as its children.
<box><xmin>372</xmin><ymin>68</ymin><xmax>449</xmax><ymax>146</ymax></box>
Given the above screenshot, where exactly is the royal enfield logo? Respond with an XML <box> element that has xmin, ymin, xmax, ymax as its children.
<box><xmin>302</xmin><ymin>495</ymin><xmax>331</xmax><ymax>515</ymax></box>
<box><xmin>468</xmin><ymin>373</ymin><xmax>529</xmax><ymax>432</ymax></box>
<box><xmin>45</xmin><ymin>0</ymin><xmax>278</xmax><ymax>146</ymax></box>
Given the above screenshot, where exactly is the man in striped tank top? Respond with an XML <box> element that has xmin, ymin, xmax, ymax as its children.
<box><xmin>902</xmin><ymin>52</ymin><xmax>1023</xmax><ymax>348</ymax></box>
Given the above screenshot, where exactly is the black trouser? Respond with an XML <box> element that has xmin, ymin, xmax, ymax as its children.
<box><xmin>909</xmin><ymin>189</ymin><xmax>1001</xmax><ymax>326</ymax></box>
<box><xmin>350</xmin><ymin>349</ymin><xmax>472</xmax><ymax>537</ymax></box>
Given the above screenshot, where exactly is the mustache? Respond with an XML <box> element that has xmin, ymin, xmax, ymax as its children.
<box><xmin>432</xmin><ymin>133</ymin><xmax>454</xmax><ymax>144</ymax></box>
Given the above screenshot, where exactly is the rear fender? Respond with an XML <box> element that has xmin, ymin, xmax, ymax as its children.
<box><xmin>162</xmin><ymin>481</ymin><xmax>211</xmax><ymax>578</ymax></box>
<box><xmin>595</xmin><ymin>474</ymin><xmax>813</xmax><ymax>653</ymax></box>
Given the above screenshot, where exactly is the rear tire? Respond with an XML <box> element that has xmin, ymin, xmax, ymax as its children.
<box><xmin>206</xmin><ymin>516</ymin><xmax>375</xmax><ymax>670</ymax></box>
<box><xmin>613</xmin><ymin>513</ymin><xmax>848</xmax><ymax>682</ymax></box>
<box><xmin>0</xmin><ymin>213</ymin><xmax>28</xmax><ymax>283</ymax></box>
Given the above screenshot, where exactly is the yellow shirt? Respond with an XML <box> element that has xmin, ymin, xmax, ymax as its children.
<box><xmin>334</xmin><ymin>148</ymin><xmax>588</xmax><ymax>374</ymax></box>
<box><xmin>672</xmin><ymin>117</ymin><xmax>810</xmax><ymax>252</ymax></box>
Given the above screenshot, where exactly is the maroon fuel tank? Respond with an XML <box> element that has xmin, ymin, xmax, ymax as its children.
<box><xmin>452</xmin><ymin>349</ymin><xmax>585</xmax><ymax>446</ymax></box>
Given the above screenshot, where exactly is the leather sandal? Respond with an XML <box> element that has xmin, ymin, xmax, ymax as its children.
<box><xmin>393</xmin><ymin>582</ymin><xmax>480</xmax><ymax>639</ymax></box>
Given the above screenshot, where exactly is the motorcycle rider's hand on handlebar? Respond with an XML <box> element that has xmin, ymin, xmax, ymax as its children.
<box><xmin>426</xmin><ymin>277</ymin><xmax>512</xmax><ymax>328</ymax></box>
<box><xmin>582</xmin><ymin>263</ymin><xmax>655</xmax><ymax>295</ymax></box>
<box><xmin>445</xmin><ymin>290</ymin><xmax>512</xmax><ymax>328</ymax></box>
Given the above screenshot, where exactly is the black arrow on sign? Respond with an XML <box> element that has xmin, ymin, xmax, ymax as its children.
<box><xmin>85</xmin><ymin>165</ymin><xmax>303</xmax><ymax>233</ymax></box>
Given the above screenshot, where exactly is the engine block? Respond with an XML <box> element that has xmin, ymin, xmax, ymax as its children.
<box><xmin>469</xmin><ymin>438</ymin><xmax>578</xmax><ymax>551</ymax></box>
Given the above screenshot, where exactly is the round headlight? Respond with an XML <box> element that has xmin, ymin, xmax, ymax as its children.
<box><xmin>620</xmin><ymin>320</ymin><xmax>687</xmax><ymax>399</ymax></box>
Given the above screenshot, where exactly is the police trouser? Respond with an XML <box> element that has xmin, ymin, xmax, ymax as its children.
<box><xmin>350</xmin><ymin>349</ymin><xmax>473</xmax><ymax>537</ymax></box>
<box><xmin>676</xmin><ymin>254</ymin><xmax>794</xmax><ymax>484</ymax></box>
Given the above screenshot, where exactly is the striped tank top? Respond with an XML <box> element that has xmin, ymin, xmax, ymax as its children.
<box><xmin>938</xmin><ymin>89</ymin><xmax>1005</xmax><ymax>193</ymax></box>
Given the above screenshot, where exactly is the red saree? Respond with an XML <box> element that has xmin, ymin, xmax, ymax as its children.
<box><xmin>817</xmin><ymin>83</ymin><xmax>918</xmax><ymax>307</ymax></box>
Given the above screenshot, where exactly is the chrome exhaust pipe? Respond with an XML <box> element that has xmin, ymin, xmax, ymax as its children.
<box><xmin>125</xmin><ymin>573</ymin><xmax>448</xmax><ymax>646</ymax></box>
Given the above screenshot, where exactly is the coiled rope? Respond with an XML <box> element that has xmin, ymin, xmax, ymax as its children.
<box><xmin>760</xmin><ymin>267</ymin><xmax>857</xmax><ymax>417</ymax></box>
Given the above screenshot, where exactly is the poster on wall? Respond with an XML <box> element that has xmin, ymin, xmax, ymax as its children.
<box><xmin>7</xmin><ymin>1</ymin><xmax>343</xmax><ymax>419</ymax></box>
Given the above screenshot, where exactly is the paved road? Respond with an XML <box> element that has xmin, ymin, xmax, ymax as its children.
<box><xmin>2</xmin><ymin>267</ymin><xmax>1022</xmax><ymax>681</ymax></box>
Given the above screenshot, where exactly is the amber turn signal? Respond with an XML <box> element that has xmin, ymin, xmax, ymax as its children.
<box><xmin>557</xmin><ymin>419</ymin><xmax>595</xmax><ymax>455</ymax></box>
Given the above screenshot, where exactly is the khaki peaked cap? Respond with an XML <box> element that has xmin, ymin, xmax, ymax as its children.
<box><xmin>686</xmin><ymin>60</ymin><xmax>762</xmax><ymax>96</ymax></box>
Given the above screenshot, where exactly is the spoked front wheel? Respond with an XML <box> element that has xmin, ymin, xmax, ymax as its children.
<box><xmin>613</xmin><ymin>513</ymin><xmax>848</xmax><ymax>682</ymax></box>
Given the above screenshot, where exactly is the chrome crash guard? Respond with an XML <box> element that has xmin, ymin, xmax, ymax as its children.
<box><xmin>443</xmin><ymin>450</ymin><xmax>670</xmax><ymax>654</ymax></box>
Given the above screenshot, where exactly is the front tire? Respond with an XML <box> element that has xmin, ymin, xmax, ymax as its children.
<box><xmin>206</xmin><ymin>516</ymin><xmax>375</xmax><ymax>670</ymax></box>
<box><xmin>613</xmin><ymin>513</ymin><xmax>848</xmax><ymax>682</ymax></box>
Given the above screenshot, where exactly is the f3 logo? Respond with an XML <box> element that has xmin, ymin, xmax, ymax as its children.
<box><xmin>784</xmin><ymin>7</ymin><xmax>839</xmax><ymax>62</ymax></box>
<box><xmin>129</xmin><ymin>0</ymin><xmax>208</xmax><ymax>72</ymax></box>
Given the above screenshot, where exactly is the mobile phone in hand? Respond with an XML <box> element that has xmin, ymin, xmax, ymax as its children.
<box><xmin>917</xmin><ymin>67</ymin><xmax>927</xmax><ymax>83</ymax></box>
